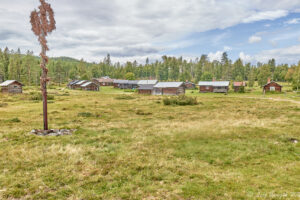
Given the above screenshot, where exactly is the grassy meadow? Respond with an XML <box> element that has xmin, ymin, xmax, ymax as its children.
<box><xmin>0</xmin><ymin>84</ymin><xmax>299</xmax><ymax>199</ymax></box>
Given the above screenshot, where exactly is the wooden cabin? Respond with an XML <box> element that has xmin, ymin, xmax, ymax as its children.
<box><xmin>80</xmin><ymin>81</ymin><xmax>99</xmax><ymax>91</ymax></box>
<box><xmin>137</xmin><ymin>80</ymin><xmax>158</xmax><ymax>94</ymax></box>
<box><xmin>184</xmin><ymin>82</ymin><xmax>196</xmax><ymax>89</ymax></box>
<box><xmin>233</xmin><ymin>82</ymin><xmax>246</xmax><ymax>92</ymax></box>
<box><xmin>0</xmin><ymin>80</ymin><xmax>23</xmax><ymax>94</ymax></box>
<box><xmin>93</xmin><ymin>76</ymin><xmax>114</xmax><ymax>86</ymax></box>
<box><xmin>68</xmin><ymin>80</ymin><xmax>80</xmax><ymax>89</ymax></box>
<box><xmin>263</xmin><ymin>81</ymin><xmax>282</xmax><ymax>93</ymax></box>
<box><xmin>153</xmin><ymin>82</ymin><xmax>185</xmax><ymax>95</ymax></box>
<box><xmin>198</xmin><ymin>81</ymin><xmax>230</xmax><ymax>93</ymax></box>
<box><xmin>73</xmin><ymin>80</ymin><xmax>88</xmax><ymax>90</ymax></box>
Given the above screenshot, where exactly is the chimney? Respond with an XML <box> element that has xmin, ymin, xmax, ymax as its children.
<box><xmin>267</xmin><ymin>77</ymin><xmax>271</xmax><ymax>83</ymax></box>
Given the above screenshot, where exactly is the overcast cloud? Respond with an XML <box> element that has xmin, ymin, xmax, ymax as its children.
<box><xmin>1</xmin><ymin>0</ymin><xmax>300</xmax><ymax>64</ymax></box>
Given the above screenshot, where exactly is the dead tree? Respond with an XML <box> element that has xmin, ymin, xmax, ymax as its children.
<box><xmin>30</xmin><ymin>0</ymin><xmax>56</xmax><ymax>130</ymax></box>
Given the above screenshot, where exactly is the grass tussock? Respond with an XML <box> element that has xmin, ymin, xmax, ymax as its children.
<box><xmin>115</xmin><ymin>94</ymin><xmax>135</xmax><ymax>100</ymax></box>
<box><xmin>163</xmin><ymin>95</ymin><xmax>199</xmax><ymax>106</ymax></box>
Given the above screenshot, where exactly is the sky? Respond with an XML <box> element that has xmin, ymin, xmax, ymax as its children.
<box><xmin>1</xmin><ymin>0</ymin><xmax>300</xmax><ymax>64</ymax></box>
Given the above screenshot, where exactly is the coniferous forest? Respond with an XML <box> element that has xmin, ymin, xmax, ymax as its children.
<box><xmin>1</xmin><ymin>47</ymin><xmax>300</xmax><ymax>89</ymax></box>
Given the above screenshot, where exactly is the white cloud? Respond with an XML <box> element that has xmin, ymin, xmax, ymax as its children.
<box><xmin>0</xmin><ymin>0</ymin><xmax>299</xmax><ymax>63</ymax></box>
<box><xmin>223</xmin><ymin>46</ymin><xmax>232</xmax><ymax>51</ymax></box>
<box><xmin>285</xmin><ymin>18</ymin><xmax>300</xmax><ymax>24</ymax></box>
<box><xmin>208</xmin><ymin>51</ymin><xmax>223</xmax><ymax>62</ymax></box>
<box><xmin>249</xmin><ymin>35</ymin><xmax>262</xmax><ymax>43</ymax></box>
<box><xmin>242</xmin><ymin>10</ymin><xmax>288</xmax><ymax>23</ymax></box>
<box><xmin>239</xmin><ymin>52</ymin><xmax>253</xmax><ymax>63</ymax></box>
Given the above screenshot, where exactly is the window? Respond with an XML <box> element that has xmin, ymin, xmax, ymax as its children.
<box><xmin>14</xmin><ymin>85</ymin><xmax>18</xmax><ymax>88</ymax></box>
<box><xmin>270</xmin><ymin>87</ymin><xmax>275</xmax><ymax>91</ymax></box>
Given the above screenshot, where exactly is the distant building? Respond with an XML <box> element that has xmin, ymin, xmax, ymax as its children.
<box><xmin>153</xmin><ymin>82</ymin><xmax>185</xmax><ymax>95</ymax></box>
<box><xmin>93</xmin><ymin>76</ymin><xmax>114</xmax><ymax>86</ymax></box>
<box><xmin>80</xmin><ymin>81</ymin><xmax>99</xmax><ymax>91</ymax></box>
<box><xmin>198</xmin><ymin>81</ymin><xmax>230</xmax><ymax>93</ymax></box>
<box><xmin>67</xmin><ymin>80</ymin><xmax>80</xmax><ymax>89</ymax></box>
<box><xmin>233</xmin><ymin>82</ymin><xmax>246</xmax><ymax>92</ymax></box>
<box><xmin>263</xmin><ymin>80</ymin><xmax>282</xmax><ymax>93</ymax></box>
<box><xmin>137</xmin><ymin>80</ymin><xmax>158</xmax><ymax>94</ymax></box>
<box><xmin>73</xmin><ymin>80</ymin><xmax>88</xmax><ymax>90</ymax></box>
<box><xmin>113</xmin><ymin>80</ymin><xmax>139</xmax><ymax>89</ymax></box>
<box><xmin>0</xmin><ymin>80</ymin><xmax>23</xmax><ymax>94</ymax></box>
<box><xmin>184</xmin><ymin>81</ymin><xmax>196</xmax><ymax>89</ymax></box>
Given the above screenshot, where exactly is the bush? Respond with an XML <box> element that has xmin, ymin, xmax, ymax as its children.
<box><xmin>9</xmin><ymin>118</ymin><xmax>21</xmax><ymax>123</ymax></box>
<box><xmin>163</xmin><ymin>95</ymin><xmax>198</xmax><ymax>106</ymax></box>
<box><xmin>78</xmin><ymin>112</ymin><xmax>94</xmax><ymax>117</ymax></box>
<box><xmin>238</xmin><ymin>86</ymin><xmax>245</xmax><ymax>93</ymax></box>
<box><xmin>29</xmin><ymin>93</ymin><xmax>54</xmax><ymax>101</ymax></box>
<box><xmin>115</xmin><ymin>95</ymin><xmax>135</xmax><ymax>100</ymax></box>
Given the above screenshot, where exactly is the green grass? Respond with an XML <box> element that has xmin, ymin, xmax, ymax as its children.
<box><xmin>0</xmin><ymin>85</ymin><xmax>299</xmax><ymax>199</ymax></box>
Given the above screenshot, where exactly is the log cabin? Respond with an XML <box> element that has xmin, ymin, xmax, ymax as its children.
<box><xmin>0</xmin><ymin>80</ymin><xmax>23</xmax><ymax>94</ymax></box>
<box><xmin>153</xmin><ymin>82</ymin><xmax>185</xmax><ymax>95</ymax></box>
<box><xmin>198</xmin><ymin>81</ymin><xmax>230</xmax><ymax>93</ymax></box>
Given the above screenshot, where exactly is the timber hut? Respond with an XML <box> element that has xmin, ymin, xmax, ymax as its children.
<box><xmin>0</xmin><ymin>80</ymin><xmax>23</xmax><ymax>94</ymax></box>
<box><xmin>93</xmin><ymin>76</ymin><xmax>114</xmax><ymax>86</ymax></box>
<box><xmin>233</xmin><ymin>82</ymin><xmax>246</xmax><ymax>92</ymax></box>
<box><xmin>184</xmin><ymin>81</ymin><xmax>196</xmax><ymax>89</ymax></box>
<box><xmin>263</xmin><ymin>79</ymin><xmax>282</xmax><ymax>93</ymax></box>
<box><xmin>153</xmin><ymin>82</ymin><xmax>185</xmax><ymax>95</ymax></box>
<box><xmin>80</xmin><ymin>81</ymin><xmax>99</xmax><ymax>91</ymax></box>
<box><xmin>198</xmin><ymin>81</ymin><xmax>230</xmax><ymax>93</ymax></box>
<box><xmin>137</xmin><ymin>80</ymin><xmax>158</xmax><ymax>94</ymax></box>
<box><xmin>68</xmin><ymin>80</ymin><xmax>80</xmax><ymax>89</ymax></box>
<box><xmin>73</xmin><ymin>80</ymin><xmax>88</xmax><ymax>90</ymax></box>
<box><xmin>127</xmin><ymin>80</ymin><xmax>139</xmax><ymax>89</ymax></box>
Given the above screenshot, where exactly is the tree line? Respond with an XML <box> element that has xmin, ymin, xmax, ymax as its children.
<box><xmin>0</xmin><ymin>47</ymin><xmax>300</xmax><ymax>89</ymax></box>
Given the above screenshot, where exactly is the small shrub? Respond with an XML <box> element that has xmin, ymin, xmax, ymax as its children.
<box><xmin>163</xmin><ymin>95</ymin><xmax>198</xmax><ymax>106</ymax></box>
<box><xmin>238</xmin><ymin>86</ymin><xmax>245</xmax><ymax>93</ymax></box>
<box><xmin>136</xmin><ymin>109</ymin><xmax>152</xmax><ymax>115</ymax></box>
<box><xmin>29</xmin><ymin>93</ymin><xmax>54</xmax><ymax>101</ymax></box>
<box><xmin>0</xmin><ymin>103</ymin><xmax>8</xmax><ymax>107</ymax></box>
<box><xmin>9</xmin><ymin>118</ymin><xmax>21</xmax><ymax>123</ymax></box>
<box><xmin>115</xmin><ymin>95</ymin><xmax>135</xmax><ymax>100</ymax></box>
<box><xmin>78</xmin><ymin>112</ymin><xmax>94</xmax><ymax>117</ymax></box>
<box><xmin>124</xmin><ymin>89</ymin><xmax>136</xmax><ymax>93</ymax></box>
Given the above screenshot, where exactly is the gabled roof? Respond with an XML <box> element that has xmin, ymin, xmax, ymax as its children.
<box><xmin>138</xmin><ymin>85</ymin><xmax>155</xmax><ymax>90</ymax></box>
<box><xmin>198</xmin><ymin>81</ymin><xmax>230</xmax><ymax>87</ymax></box>
<box><xmin>81</xmin><ymin>82</ymin><xmax>96</xmax><ymax>87</ymax></box>
<box><xmin>75</xmin><ymin>80</ymin><xmax>87</xmax><ymax>85</ymax></box>
<box><xmin>113</xmin><ymin>80</ymin><xmax>128</xmax><ymax>84</ymax></box>
<box><xmin>0</xmin><ymin>80</ymin><xmax>23</xmax><ymax>86</ymax></box>
<box><xmin>233</xmin><ymin>82</ymin><xmax>246</xmax><ymax>87</ymax></box>
<box><xmin>154</xmin><ymin>82</ymin><xmax>184</xmax><ymax>88</ymax></box>
<box><xmin>68</xmin><ymin>80</ymin><xmax>80</xmax><ymax>86</ymax></box>
<box><xmin>138</xmin><ymin>80</ymin><xmax>158</xmax><ymax>85</ymax></box>
<box><xmin>95</xmin><ymin>77</ymin><xmax>114</xmax><ymax>83</ymax></box>
<box><xmin>128</xmin><ymin>80</ymin><xmax>139</xmax><ymax>84</ymax></box>
<box><xmin>263</xmin><ymin>81</ymin><xmax>282</xmax><ymax>87</ymax></box>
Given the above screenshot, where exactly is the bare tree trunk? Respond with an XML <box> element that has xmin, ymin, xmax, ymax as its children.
<box><xmin>41</xmin><ymin>31</ymin><xmax>48</xmax><ymax>131</ymax></box>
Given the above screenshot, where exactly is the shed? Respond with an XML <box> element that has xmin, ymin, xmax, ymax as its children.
<box><xmin>198</xmin><ymin>81</ymin><xmax>230</xmax><ymax>93</ymax></box>
<box><xmin>73</xmin><ymin>80</ymin><xmax>88</xmax><ymax>89</ymax></box>
<box><xmin>127</xmin><ymin>80</ymin><xmax>139</xmax><ymax>89</ymax></box>
<box><xmin>137</xmin><ymin>84</ymin><xmax>155</xmax><ymax>94</ymax></box>
<box><xmin>93</xmin><ymin>76</ymin><xmax>114</xmax><ymax>86</ymax></box>
<box><xmin>184</xmin><ymin>81</ymin><xmax>196</xmax><ymax>89</ymax></box>
<box><xmin>113</xmin><ymin>80</ymin><xmax>129</xmax><ymax>89</ymax></box>
<box><xmin>80</xmin><ymin>81</ymin><xmax>99</xmax><ymax>91</ymax></box>
<box><xmin>233</xmin><ymin>82</ymin><xmax>246</xmax><ymax>92</ymax></box>
<box><xmin>263</xmin><ymin>81</ymin><xmax>282</xmax><ymax>93</ymax></box>
<box><xmin>153</xmin><ymin>82</ymin><xmax>185</xmax><ymax>95</ymax></box>
<box><xmin>67</xmin><ymin>80</ymin><xmax>80</xmax><ymax>89</ymax></box>
<box><xmin>0</xmin><ymin>80</ymin><xmax>23</xmax><ymax>94</ymax></box>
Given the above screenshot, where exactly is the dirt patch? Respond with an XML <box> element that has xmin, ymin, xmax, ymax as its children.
<box><xmin>31</xmin><ymin>129</ymin><xmax>76</xmax><ymax>136</ymax></box>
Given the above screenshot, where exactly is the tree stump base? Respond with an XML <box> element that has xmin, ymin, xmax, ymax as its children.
<box><xmin>31</xmin><ymin>129</ymin><xmax>76</xmax><ymax>136</ymax></box>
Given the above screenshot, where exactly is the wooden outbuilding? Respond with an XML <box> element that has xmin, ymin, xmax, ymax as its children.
<box><xmin>198</xmin><ymin>81</ymin><xmax>230</xmax><ymax>93</ymax></box>
<box><xmin>184</xmin><ymin>81</ymin><xmax>196</xmax><ymax>89</ymax></box>
<box><xmin>0</xmin><ymin>80</ymin><xmax>23</xmax><ymax>94</ymax></box>
<box><xmin>263</xmin><ymin>81</ymin><xmax>282</xmax><ymax>93</ymax></box>
<box><xmin>153</xmin><ymin>82</ymin><xmax>185</xmax><ymax>95</ymax></box>
<box><xmin>93</xmin><ymin>76</ymin><xmax>114</xmax><ymax>86</ymax></box>
<box><xmin>137</xmin><ymin>80</ymin><xmax>158</xmax><ymax>94</ymax></box>
<box><xmin>68</xmin><ymin>80</ymin><xmax>80</xmax><ymax>89</ymax></box>
<box><xmin>80</xmin><ymin>81</ymin><xmax>99</xmax><ymax>91</ymax></box>
<box><xmin>233</xmin><ymin>82</ymin><xmax>246</xmax><ymax>92</ymax></box>
<box><xmin>73</xmin><ymin>80</ymin><xmax>88</xmax><ymax>90</ymax></box>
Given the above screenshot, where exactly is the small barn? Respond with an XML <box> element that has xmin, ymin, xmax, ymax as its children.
<box><xmin>233</xmin><ymin>82</ymin><xmax>246</xmax><ymax>92</ymax></box>
<box><xmin>0</xmin><ymin>80</ymin><xmax>23</xmax><ymax>94</ymax></box>
<box><xmin>73</xmin><ymin>80</ymin><xmax>88</xmax><ymax>90</ymax></box>
<box><xmin>198</xmin><ymin>81</ymin><xmax>230</xmax><ymax>93</ymax></box>
<box><xmin>80</xmin><ymin>81</ymin><xmax>99</xmax><ymax>91</ymax></box>
<box><xmin>153</xmin><ymin>82</ymin><xmax>185</xmax><ymax>95</ymax></box>
<box><xmin>137</xmin><ymin>85</ymin><xmax>155</xmax><ymax>94</ymax></box>
<box><xmin>127</xmin><ymin>80</ymin><xmax>139</xmax><ymax>89</ymax></box>
<box><xmin>115</xmin><ymin>80</ymin><xmax>129</xmax><ymax>89</ymax></box>
<box><xmin>263</xmin><ymin>81</ymin><xmax>282</xmax><ymax>93</ymax></box>
<box><xmin>93</xmin><ymin>76</ymin><xmax>114</xmax><ymax>86</ymax></box>
<box><xmin>184</xmin><ymin>81</ymin><xmax>196</xmax><ymax>89</ymax></box>
<box><xmin>67</xmin><ymin>80</ymin><xmax>80</xmax><ymax>89</ymax></box>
